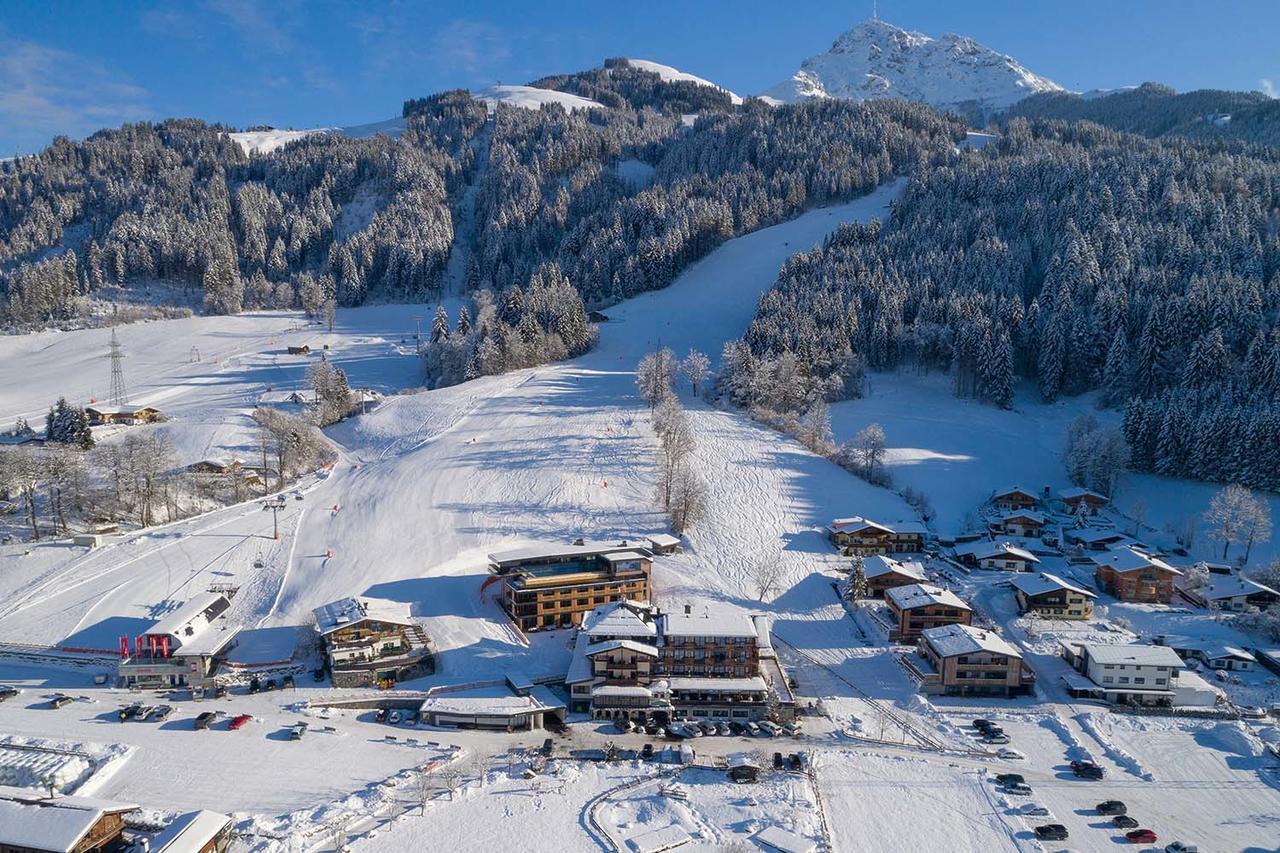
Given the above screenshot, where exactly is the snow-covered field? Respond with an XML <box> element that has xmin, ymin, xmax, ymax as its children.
<box><xmin>2</xmin><ymin>177</ymin><xmax>1278</xmax><ymax>850</ymax></box>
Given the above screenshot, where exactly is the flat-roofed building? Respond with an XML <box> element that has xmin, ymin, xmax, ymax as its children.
<box><xmin>0</xmin><ymin>785</ymin><xmax>137</xmax><ymax>853</ymax></box>
<box><xmin>886</xmin><ymin>584</ymin><xmax>972</xmax><ymax>643</ymax></box>
<box><xmin>488</xmin><ymin>540</ymin><xmax>653</xmax><ymax>632</ymax></box>
<box><xmin>117</xmin><ymin>592</ymin><xmax>240</xmax><ymax>689</ymax></box>
<box><xmin>313</xmin><ymin>596</ymin><xmax>433</xmax><ymax>688</ymax></box>
<box><xmin>1011</xmin><ymin>572</ymin><xmax>1096</xmax><ymax>620</ymax></box>
<box><xmin>909</xmin><ymin>624</ymin><xmax>1035</xmax><ymax>697</ymax></box>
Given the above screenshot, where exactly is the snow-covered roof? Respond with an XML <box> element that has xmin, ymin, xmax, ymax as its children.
<box><xmin>147</xmin><ymin>593</ymin><xmax>232</xmax><ymax>644</ymax></box>
<box><xmin>754</xmin><ymin>825</ymin><xmax>820</xmax><ymax>853</ymax></box>
<box><xmin>488</xmin><ymin>539</ymin><xmax>650</xmax><ymax>566</ymax></box>
<box><xmin>992</xmin><ymin>485</ymin><xmax>1039</xmax><ymax>500</ymax></box>
<box><xmin>1169</xmin><ymin>639</ymin><xmax>1256</xmax><ymax>662</ymax></box>
<box><xmin>661</xmin><ymin>606</ymin><xmax>759</xmax><ymax>639</ymax></box>
<box><xmin>1094</xmin><ymin>546</ymin><xmax>1180</xmax><ymax>575</ymax></box>
<box><xmin>862</xmin><ymin>555</ymin><xmax>927</xmax><ymax>582</ymax></box>
<box><xmin>0</xmin><ymin>785</ymin><xmax>137</xmax><ymax>852</ymax></box>
<box><xmin>312</xmin><ymin>596</ymin><xmax>413</xmax><ymax>635</ymax></box>
<box><xmin>84</xmin><ymin>404</ymin><xmax>160</xmax><ymax>415</ymax></box>
<box><xmin>1068</xmin><ymin>527</ymin><xmax>1129</xmax><ymax>544</ymax></box>
<box><xmin>646</xmin><ymin>533</ymin><xmax>681</xmax><ymax>548</ymax></box>
<box><xmin>419</xmin><ymin>684</ymin><xmax>564</xmax><ymax>715</ymax></box>
<box><xmin>1001</xmin><ymin>510</ymin><xmax>1046</xmax><ymax>524</ymax></box>
<box><xmin>591</xmin><ymin>684</ymin><xmax>653</xmax><ymax>698</ymax></box>
<box><xmin>150</xmin><ymin>810</ymin><xmax>232</xmax><ymax>853</ymax></box>
<box><xmin>584</xmin><ymin>639</ymin><xmax>658</xmax><ymax>658</ymax></box>
<box><xmin>602</xmin><ymin>550</ymin><xmax>647</xmax><ymax>563</ymax></box>
<box><xmin>1059</xmin><ymin>487</ymin><xmax>1109</xmax><ymax>502</ymax></box>
<box><xmin>565</xmin><ymin>632</ymin><xmax>594</xmax><ymax>685</ymax></box>
<box><xmin>955</xmin><ymin>541</ymin><xmax>1040</xmax><ymax>563</ymax></box>
<box><xmin>921</xmin><ymin>624</ymin><xmax>1020</xmax><ymax>659</ymax></box>
<box><xmin>1010</xmin><ymin>572</ymin><xmax>1095</xmax><ymax>599</ymax></box>
<box><xmin>667</xmin><ymin>676</ymin><xmax>767</xmax><ymax>693</ymax></box>
<box><xmin>727</xmin><ymin>752</ymin><xmax>763</xmax><ymax>769</ymax></box>
<box><xmin>1083</xmin><ymin>643</ymin><xmax>1184</xmax><ymax>668</ymax></box>
<box><xmin>1197</xmin><ymin>574</ymin><xmax>1278</xmax><ymax>601</ymax></box>
<box><xmin>581</xmin><ymin>600</ymin><xmax>656</xmax><ymax>638</ymax></box>
<box><xmin>885</xmin><ymin>583</ymin><xmax>970</xmax><ymax>612</ymax></box>
<box><xmin>828</xmin><ymin>517</ymin><xmax>924</xmax><ymax>536</ymax></box>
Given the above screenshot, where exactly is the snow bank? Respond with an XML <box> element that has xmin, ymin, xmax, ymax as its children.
<box><xmin>1076</xmin><ymin>713</ymin><xmax>1155</xmax><ymax>781</ymax></box>
<box><xmin>475</xmin><ymin>85</ymin><xmax>603</xmax><ymax>113</ymax></box>
<box><xmin>623</xmin><ymin>59</ymin><xmax>743</xmax><ymax>105</ymax></box>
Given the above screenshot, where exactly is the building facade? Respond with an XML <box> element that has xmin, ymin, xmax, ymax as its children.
<box><xmin>1059</xmin><ymin>642</ymin><xmax>1218</xmax><ymax>707</ymax></box>
<box><xmin>885</xmin><ymin>584</ymin><xmax>972</xmax><ymax>643</ymax></box>
<box><xmin>861</xmin><ymin>555</ymin><xmax>928</xmax><ymax>597</ymax></box>
<box><xmin>1011</xmin><ymin>572</ymin><xmax>1096</xmax><ymax>620</ymax></box>
<box><xmin>910</xmin><ymin>624</ymin><xmax>1035</xmax><ymax>697</ymax></box>
<box><xmin>955</xmin><ymin>541</ymin><xmax>1040</xmax><ymax>572</ymax></box>
<box><xmin>0</xmin><ymin>786</ymin><xmax>137</xmax><ymax>853</ymax></box>
<box><xmin>117</xmin><ymin>592</ymin><xmax>240</xmax><ymax>689</ymax></box>
<box><xmin>313</xmin><ymin>597</ymin><xmax>433</xmax><ymax>688</ymax></box>
<box><xmin>565</xmin><ymin>602</ymin><xmax>791</xmax><ymax>723</ymax></box>
<box><xmin>1094</xmin><ymin>547</ymin><xmax>1180</xmax><ymax>603</ymax></box>
<box><xmin>990</xmin><ymin>487</ymin><xmax>1040</xmax><ymax>512</ymax></box>
<box><xmin>827</xmin><ymin>518</ymin><xmax>925</xmax><ymax>556</ymax></box>
<box><xmin>489</xmin><ymin>541</ymin><xmax>654</xmax><ymax>632</ymax></box>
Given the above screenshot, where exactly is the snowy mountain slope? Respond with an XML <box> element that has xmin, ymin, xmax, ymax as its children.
<box><xmin>623</xmin><ymin>58</ymin><xmax>743</xmax><ymax>105</ymax></box>
<box><xmin>473</xmin><ymin>84</ymin><xmax>603</xmax><ymax>113</ymax></box>
<box><xmin>227</xmin><ymin>117</ymin><xmax>408</xmax><ymax>155</ymax></box>
<box><xmin>761</xmin><ymin>18</ymin><xmax>1064</xmax><ymax>112</ymax></box>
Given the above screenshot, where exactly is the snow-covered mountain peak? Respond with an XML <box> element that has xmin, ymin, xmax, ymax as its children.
<box><xmin>762</xmin><ymin>18</ymin><xmax>1065</xmax><ymax>113</ymax></box>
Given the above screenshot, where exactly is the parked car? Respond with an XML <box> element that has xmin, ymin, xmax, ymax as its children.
<box><xmin>264</xmin><ymin>678</ymin><xmax>277</xmax><ymax>692</ymax></box>
<box><xmin>282</xmin><ymin>675</ymin><xmax>295</xmax><ymax>689</ymax></box>
<box><xmin>194</xmin><ymin>711</ymin><xmax>217</xmax><ymax>730</ymax></box>
<box><xmin>49</xmin><ymin>694</ymin><xmax>74</xmax><ymax>709</ymax></box>
<box><xmin>997</xmin><ymin>748</ymin><xmax>1025</xmax><ymax>760</ymax></box>
<box><xmin>312</xmin><ymin>668</ymin><xmax>326</xmax><ymax>682</ymax></box>
<box><xmin>716</xmin><ymin>723</ymin><xmax>731</xmax><ymax>736</ymax></box>
<box><xmin>1163</xmin><ymin>842</ymin><xmax>1199</xmax><ymax>853</ymax></box>
<box><xmin>1003</xmin><ymin>782</ymin><xmax>1033</xmax><ymax>796</ymax></box>
<box><xmin>149</xmin><ymin>705</ymin><xmax>173</xmax><ymax>722</ymax></box>
<box><xmin>289</xmin><ymin>722</ymin><xmax>308</xmax><ymax>740</ymax></box>
<box><xmin>229</xmin><ymin>713</ymin><xmax>252</xmax><ymax>730</ymax></box>
<box><xmin>1113</xmin><ymin>815</ymin><xmax>1139</xmax><ymax>829</ymax></box>
<box><xmin>1071</xmin><ymin>760</ymin><xmax>1105</xmax><ymax>779</ymax></box>
<box><xmin>641</xmin><ymin>743</ymin><xmax>654</xmax><ymax>759</ymax></box>
<box><xmin>1097</xmin><ymin>800</ymin><xmax>1127</xmax><ymax>816</ymax></box>
<box><xmin>388</xmin><ymin>710</ymin><xmax>402</xmax><ymax>725</ymax></box>
<box><xmin>1021</xmin><ymin>804</ymin><xmax>1050</xmax><ymax>817</ymax></box>
<box><xmin>783</xmin><ymin>722</ymin><xmax>802</xmax><ymax>737</ymax></box>
<box><xmin>758</xmin><ymin>721</ymin><xmax>782</xmax><ymax>737</ymax></box>
<box><xmin>984</xmin><ymin>733</ymin><xmax>1011</xmax><ymax>745</ymax></box>
<box><xmin>1034</xmin><ymin>825</ymin><xmax>1069</xmax><ymax>841</ymax></box>
<box><xmin>212</xmin><ymin>685</ymin><xmax>228</xmax><ymax>699</ymax></box>
<box><xmin>744</xmin><ymin>722</ymin><xmax>760</xmax><ymax>736</ymax></box>
<box><xmin>994</xmin><ymin>773</ymin><xmax>1024</xmax><ymax>786</ymax></box>
<box><xmin>0</xmin><ymin>685</ymin><xmax>20</xmax><ymax>702</ymax></box>
<box><xmin>684</xmin><ymin>722</ymin><xmax>703</xmax><ymax>738</ymax></box>
<box><xmin>772</xmin><ymin>752</ymin><xmax>785</xmax><ymax>770</ymax></box>
<box><xmin>973</xmin><ymin>718</ymin><xmax>993</xmax><ymax>731</ymax></box>
<box><xmin>1126</xmin><ymin>829</ymin><xmax>1158</xmax><ymax>844</ymax></box>
<box><xmin>541</xmin><ymin>738</ymin><xmax>554</xmax><ymax>756</ymax></box>
<box><xmin>248</xmin><ymin>677</ymin><xmax>262</xmax><ymax>694</ymax></box>
<box><xmin>118</xmin><ymin>703</ymin><xmax>143</xmax><ymax>721</ymax></box>
<box><xmin>136</xmin><ymin>705</ymin><xmax>156</xmax><ymax>720</ymax></box>
<box><xmin>788</xmin><ymin>753</ymin><xmax>804</xmax><ymax>770</ymax></box>
<box><xmin>697</xmin><ymin>720</ymin><xmax>717</xmax><ymax>735</ymax></box>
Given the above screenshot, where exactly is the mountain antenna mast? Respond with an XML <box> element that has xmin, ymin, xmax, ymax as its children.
<box><xmin>872</xmin><ymin>0</ymin><xmax>878</xmax><ymax>20</ymax></box>
<box><xmin>107</xmin><ymin>329</ymin><xmax>129</xmax><ymax>405</ymax></box>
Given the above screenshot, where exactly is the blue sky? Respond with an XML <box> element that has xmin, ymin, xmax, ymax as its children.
<box><xmin>2</xmin><ymin>0</ymin><xmax>1277</xmax><ymax>155</ymax></box>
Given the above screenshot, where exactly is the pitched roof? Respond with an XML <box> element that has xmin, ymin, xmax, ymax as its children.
<box><xmin>862</xmin><ymin>555</ymin><xmax>927</xmax><ymax>582</ymax></box>
<box><xmin>1010</xmin><ymin>572</ymin><xmax>1095</xmax><ymax>599</ymax></box>
<box><xmin>147</xmin><ymin>593</ymin><xmax>232</xmax><ymax>643</ymax></box>
<box><xmin>488</xmin><ymin>539</ymin><xmax>651</xmax><ymax>566</ymax></box>
<box><xmin>921</xmin><ymin>623</ymin><xmax>1020</xmax><ymax>659</ymax></box>
<box><xmin>828</xmin><ymin>517</ymin><xmax>925</xmax><ymax>536</ymax></box>
<box><xmin>1082</xmin><ymin>643</ymin><xmax>1184</xmax><ymax>668</ymax></box>
<box><xmin>954</xmin><ymin>541</ymin><xmax>1040</xmax><ymax>563</ymax></box>
<box><xmin>150</xmin><ymin>810</ymin><xmax>232</xmax><ymax>853</ymax></box>
<box><xmin>1001</xmin><ymin>510</ymin><xmax>1046</xmax><ymax>525</ymax></box>
<box><xmin>1059</xmin><ymin>487</ymin><xmax>1109</xmax><ymax>502</ymax></box>
<box><xmin>312</xmin><ymin>596</ymin><xmax>413</xmax><ymax>635</ymax></box>
<box><xmin>992</xmin><ymin>486</ymin><xmax>1039</xmax><ymax>500</ymax></box>
<box><xmin>885</xmin><ymin>583</ymin><xmax>970</xmax><ymax>612</ymax></box>
<box><xmin>581</xmin><ymin>600</ymin><xmax>656</xmax><ymax>638</ymax></box>
<box><xmin>1197</xmin><ymin>574</ymin><xmax>1279</xmax><ymax>601</ymax></box>
<box><xmin>646</xmin><ymin>533</ymin><xmax>681</xmax><ymax>548</ymax></box>
<box><xmin>1094</xmin><ymin>546</ymin><xmax>1180</xmax><ymax>575</ymax></box>
<box><xmin>0</xmin><ymin>786</ymin><xmax>137</xmax><ymax>852</ymax></box>
<box><xmin>585</xmin><ymin>639</ymin><xmax>659</xmax><ymax>658</ymax></box>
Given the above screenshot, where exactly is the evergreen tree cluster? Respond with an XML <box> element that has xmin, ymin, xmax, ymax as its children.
<box><xmin>1006</xmin><ymin>82</ymin><xmax>1280</xmax><ymax>147</ymax></box>
<box><xmin>44</xmin><ymin>397</ymin><xmax>93</xmax><ymax>449</ymax></box>
<box><xmin>530</xmin><ymin>58</ymin><xmax>739</xmax><ymax>115</ymax></box>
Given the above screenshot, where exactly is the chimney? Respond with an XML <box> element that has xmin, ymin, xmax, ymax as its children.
<box><xmin>573</xmin><ymin>538</ymin><xmax>584</xmax><ymax>547</ymax></box>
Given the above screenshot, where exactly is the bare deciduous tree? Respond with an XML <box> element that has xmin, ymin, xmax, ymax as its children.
<box><xmin>748</xmin><ymin>559</ymin><xmax>785</xmax><ymax>602</ymax></box>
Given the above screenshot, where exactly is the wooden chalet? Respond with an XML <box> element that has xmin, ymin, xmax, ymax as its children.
<box><xmin>860</xmin><ymin>554</ymin><xmax>928</xmax><ymax>597</ymax></box>
<box><xmin>1059</xmin><ymin>487</ymin><xmax>1109</xmax><ymax>517</ymax></box>
<box><xmin>1094</xmin><ymin>547</ymin><xmax>1181</xmax><ymax>603</ymax></box>
<box><xmin>0</xmin><ymin>785</ymin><xmax>137</xmax><ymax>853</ymax></box>
<box><xmin>990</xmin><ymin>486</ymin><xmax>1041</xmax><ymax>512</ymax></box>
<box><xmin>84</xmin><ymin>404</ymin><xmax>161</xmax><ymax>426</ymax></box>
<box><xmin>826</xmin><ymin>517</ymin><xmax>925</xmax><ymax>556</ymax></box>
<box><xmin>1010</xmin><ymin>572</ymin><xmax>1096</xmax><ymax>620</ymax></box>
<box><xmin>885</xmin><ymin>583</ymin><xmax>972</xmax><ymax>643</ymax></box>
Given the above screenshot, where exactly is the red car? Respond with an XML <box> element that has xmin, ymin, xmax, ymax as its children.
<box><xmin>1125</xmin><ymin>829</ymin><xmax>1158</xmax><ymax>844</ymax></box>
<box><xmin>229</xmin><ymin>713</ymin><xmax>252</xmax><ymax>730</ymax></box>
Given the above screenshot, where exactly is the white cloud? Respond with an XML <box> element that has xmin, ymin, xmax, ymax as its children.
<box><xmin>1261</xmin><ymin>78</ymin><xmax>1278</xmax><ymax>99</ymax></box>
<box><xmin>0</xmin><ymin>37</ymin><xmax>152</xmax><ymax>153</ymax></box>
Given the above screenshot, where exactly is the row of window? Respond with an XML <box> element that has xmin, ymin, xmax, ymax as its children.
<box><xmin>1100</xmin><ymin>675</ymin><xmax>1167</xmax><ymax>686</ymax></box>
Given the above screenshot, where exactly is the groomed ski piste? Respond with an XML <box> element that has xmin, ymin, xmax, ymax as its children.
<box><xmin>1</xmin><ymin>179</ymin><xmax>1278</xmax><ymax>851</ymax></box>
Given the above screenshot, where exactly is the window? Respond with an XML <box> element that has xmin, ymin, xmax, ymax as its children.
<box><xmin>1133</xmin><ymin>677</ymin><xmax>1145</xmax><ymax>685</ymax></box>
<box><xmin>1118</xmin><ymin>677</ymin><xmax>1129</xmax><ymax>684</ymax></box>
